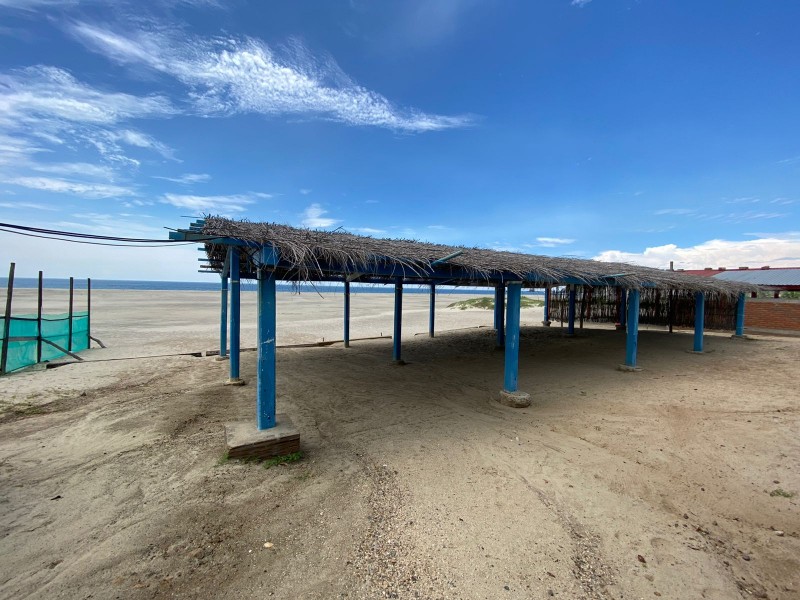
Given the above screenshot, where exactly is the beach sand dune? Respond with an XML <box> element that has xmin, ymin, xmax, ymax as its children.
<box><xmin>0</xmin><ymin>290</ymin><xmax>798</xmax><ymax>599</ymax></box>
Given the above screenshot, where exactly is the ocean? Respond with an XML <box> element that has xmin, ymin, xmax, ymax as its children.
<box><xmin>2</xmin><ymin>277</ymin><xmax>543</xmax><ymax>296</ymax></box>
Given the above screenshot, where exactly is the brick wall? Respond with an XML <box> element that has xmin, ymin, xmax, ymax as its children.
<box><xmin>745</xmin><ymin>298</ymin><xmax>800</xmax><ymax>334</ymax></box>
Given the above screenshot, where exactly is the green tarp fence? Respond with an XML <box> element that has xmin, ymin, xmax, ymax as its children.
<box><xmin>1</xmin><ymin>312</ymin><xmax>89</xmax><ymax>373</ymax></box>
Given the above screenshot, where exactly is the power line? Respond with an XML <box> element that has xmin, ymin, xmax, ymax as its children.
<box><xmin>0</xmin><ymin>221</ymin><xmax>211</xmax><ymax>247</ymax></box>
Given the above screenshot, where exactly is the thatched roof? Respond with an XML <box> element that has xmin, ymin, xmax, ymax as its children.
<box><xmin>200</xmin><ymin>216</ymin><xmax>754</xmax><ymax>295</ymax></box>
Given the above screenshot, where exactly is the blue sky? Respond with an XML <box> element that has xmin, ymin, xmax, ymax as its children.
<box><xmin>1</xmin><ymin>0</ymin><xmax>799</xmax><ymax>280</ymax></box>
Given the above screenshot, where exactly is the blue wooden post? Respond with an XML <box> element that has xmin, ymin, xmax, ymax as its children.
<box><xmin>735</xmin><ymin>293</ymin><xmax>745</xmax><ymax>337</ymax></box>
<box><xmin>567</xmin><ymin>285</ymin><xmax>577</xmax><ymax>335</ymax></box>
<box><xmin>624</xmin><ymin>289</ymin><xmax>640</xmax><ymax>367</ymax></box>
<box><xmin>219</xmin><ymin>271</ymin><xmax>229</xmax><ymax>359</ymax></box>
<box><xmin>503</xmin><ymin>282</ymin><xmax>523</xmax><ymax>392</ymax></box>
<box><xmin>543</xmin><ymin>287</ymin><xmax>551</xmax><ymax>324</ymax></box>
<box><xmin>619</xmin><ymin>289</ymin><xmax>627</xmax><ymax>328</ymax></box>
<box><xmin>495</xmin><ymin>284</ymin><xmax>505</xmax><ymax>347</ymax></box>
<box><xmin>429</xmin><ymin>283</ymin><xmax>436</xmax><ymax>338</ymax></box>
<box><xmin>393</xmin><ymin>278</ymin><xmax>403</xmax><ymax>362</ymax></box>
<box><xmin>343</xmin><ymin>279</ymin><xmax>351</xmax><ymax>348</ymax></box>
<box><xmin>257</xmin><ymin>245</ymin><xmax>278</xmax><ymax>430</ymax></box>
<box><xmin>228</xmin><ymin>248</ymin><xmax>242</xmax><ymax>383</ymax></box>
<box><xmin>693</xmin><ymin>291</ymin><xmax>705</xmax><ymax>352</ymax></box>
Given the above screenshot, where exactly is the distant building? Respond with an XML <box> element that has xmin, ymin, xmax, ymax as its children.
<box><xmin>679</xmin><ymin>266</ymin><xmax>800</xmax><ymax>335</ymax></box>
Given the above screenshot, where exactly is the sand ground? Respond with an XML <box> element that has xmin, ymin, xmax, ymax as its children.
<box><xmin>0</xmin><ymin>290</ymin><xmax>798</xmax><ymax>600</ymax></box>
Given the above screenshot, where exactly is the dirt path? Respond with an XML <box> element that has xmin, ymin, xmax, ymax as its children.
<box><xmin>1</xmin><ymin>323</ymin><xmax>798</xmax><ymax>599</ymax></box>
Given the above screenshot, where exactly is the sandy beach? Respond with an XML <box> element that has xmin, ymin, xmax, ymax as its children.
<box><xmin>1</xmin><ymin>289</ymin><xmax>798</xmax><ymax>599</ymax></box>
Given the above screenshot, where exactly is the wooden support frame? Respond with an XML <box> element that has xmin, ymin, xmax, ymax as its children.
<box><xmin>428</xmin><ymin>283</ymin><xmax>436</xmax><ymax>338</ymax></box>
<box><xmin>494</xmin><ymin>284</ymin><xmax>505</xmax><ymax>348</ymax></box>
<box><xmin>256</xmin><ymin>245</ymin><xmax>278</xmax><ymax>430</ymax></box>
<box><xmin>503</xmin><ymin>282</ymin><xmax>523</xmax><ymax>393</ymax></box>
<box><xmin>694</xmin><ymin>292</ymin><xmax>705</xmax><ymax>352</ymax></box>
<box><xmin>228</xmin><ymin>248</ymin><xmax>242</xmax><ymax>383</ymax></box>
<box><xmin>624</xmin><ymin>289</ymin><xmax>641</xmax><ymax>368</ymax></box>
<box><xmin>734</xmin><ymin>293</ymin><xmax>746</xmax><ymax>337</ymax></box>
<box><xmin>344</xmin><ymin>279</ymin><xmax>351</xmax><ymax>348</ymax></box>
<box><xmin>67</xmin><ymin>276</ymin><xmax>74</xmax><ymax>352</ymax></box>
<box><xmin>567</xmin><ymin>285</ymin><xmax>577</xmax><ymax>335</ymax></box>
<box><xmin>1</xmin><ymin>262</ymin><xmax>14</xmax><ymax>375</ymax></box>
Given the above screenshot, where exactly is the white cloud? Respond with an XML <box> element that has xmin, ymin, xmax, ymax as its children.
<box><xmin>161</xmin><ymin>192</ymin><xmax>256</xmax><ymax>212</ymax></box>
<box><xmin>593</xmin><ymin>236</ymin><xmax>800</xmax><ymax>270</ymax></box>
<box><xmin>535</xmin><ymin>236</ymin><xmax>575</xmax><ymax>247</ymax></box>
<box><xmin>571</xmin><ymin>0</ymin><xmax>592</xmax><ymax>6</ymax></box>
<box><xmin>302</xmin><ymin>203</ymin><xmax>340</xmax><ymax>228</ymax></box>
<box><xmin>154</xmin><ymin>172</ymin><xmax>211</xmax><ymax>185</ymax></box>
<box><xmin>654</xmin><ymin>208</ymin><xmax>696</xmax><ymax>216</ymax></box>
<box><xmin>70</xmin><ymin>23</ymin><xmax>473</xmax><ymax>132</ymax></box>
<box><xmin>3</xmin><ymin>176</ymin><xmax>135</xmax><ymax>198</ymax></box>
<box><xmin>353</xmin><ymin>227</ymin><xmax>386</xmax><ymax>235</ymax></box>
<box><xmin>30</xmin><ymin>161</ymin><xmax>116</xmax><ymax>179</ymax></box>
<box><xmin>0</xmin><ymin>201</ymin><xmax>58</xmax><ymax>210</ymax></box>
<box><xmin>299</xmin><ymin>188</ymin><xmax>312</xmax><ymax>195</ymax></box>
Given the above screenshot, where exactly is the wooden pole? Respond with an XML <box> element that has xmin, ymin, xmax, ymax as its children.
<box><xmin>392</xmin><ymin>278</ymin><xmax>403</xmax><ymax>362</ymax></box>
<box><xmin>257</xmin><ymin>246</ymin><xmax>278</xmax><ymax>430</ymax></box>
<box><xmin>37</xmin><ymin>271</ymin><xmax>43</xmax><ymax>362</ymax></box>
<box><xmin>68</xmin><ymin>276</ymin><xmax>74</xmax><ymax>352</ymax></box>
<box><xmin>343</xmin><ymin>279</ymin><xmax>351</xmax><ymax>348</ymax></box>
<box><xmin>1</xmin><ymin>262</ymin><xmax>15</xmax><ymax>375</ymax></box>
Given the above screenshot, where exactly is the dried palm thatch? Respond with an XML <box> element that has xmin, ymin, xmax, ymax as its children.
<box><xmin>200</xmin><ymin>216</ymin><xmax>754</xmax><ymax>296</ymax></box>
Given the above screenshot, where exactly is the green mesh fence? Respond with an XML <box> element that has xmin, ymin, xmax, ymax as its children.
<box><xmin>1</xmin><ymin>311</ymin><xmax>89</xmax><ymax>373</ymax></box>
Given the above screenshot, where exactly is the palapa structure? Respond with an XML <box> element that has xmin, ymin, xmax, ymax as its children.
<box><xmin>170</xmin><ymin>216</ymin><xmax>755</xmax><ymax>458</ymax></box>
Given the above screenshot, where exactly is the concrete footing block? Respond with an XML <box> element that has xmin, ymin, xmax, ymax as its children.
<box><xmin>224</xmin><ymin>377</ymin><xmax>246</xmax><ymax>386</ymax></box>
<box><xmin>498</xmin><ymin>390</ymin><xmax>531</xmax><ymax>408</ymax></box>
<box><xmin>730</xmin><ymin>334</ymin><xmax>750</xmax><ymax>341</ymax></box>
<box><xmin>215</xmin><ymin>355</ymin><xmax>230</xmax><ymax>362</ymax></box>
<box><xmin>617</xmin><ymin>364</ymin><xmax>642</xmax><ymax>372</ymax></box>
<box><xmin>541</xmin><ymin>320</ymin><xmax>551</xmax><ymax>327</ymax></box>
<box><xmin>225</xmin><ymin>414</ymin><xmax>300</xmax><ymax>460</ymax></box>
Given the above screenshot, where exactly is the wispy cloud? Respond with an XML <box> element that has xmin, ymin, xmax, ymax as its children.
<box><xmin>594</xmin><ymin>236</ymin><xmax>800</xmax><ymax>270</ymax></box>
<box><xmin>302</xmin><ymin>203</ymin><xmax>340</xmax><ymax>228</ymax></box>
<box><xmin>352</xmin><ymin>226</ymin><xmax>385</xmax><ymax>235</ymax></box>
<box><xmin>654</xmin><ymin>208</ymin><xmax>696</xmax><ymax>216</ymax></box>
<box><xmin>535</xmin><ymin>236</ymin><xmax>575</xmax><ymax>247</ymax></box>
<box><xmin>571</xmin><ymin>0</ymin><xmax>592</xmax><ymax>7</ymax></box>
<box><xmin>299</xmin><ymin>188</ymin><xmax>312</xmax><ymax>195</ymax></box>
<box><xmin>777</xmin><ymin>155</ymin><xmax>800</xmax><ymax>165</ymax></box>
<box><xmin>3</xmin><ymin>175</ymin><xmax>134</xmax><ymax>198</ymax></box>
<box><xmin>70</xmin><ymin>22</ymin><xmax>473</xmax><ymax>132</ymax></box>
<box><xmin>154</xmin><ymin>172</ymin><xmax>211</xmax><ymax>185</ymax></box>
<box><xmin>30</xmin><ymin>161</ymin><xmax>116</xmax><ymax>179</ymax></box>
<box><xmin>0</xmin><ymin>200</ymin><xmax>58</xmax><ymax>210</ymax></box>
<box><xmin>161</xmin><ymin>192</ymin><xmax>257</xmax><ymax>212</ymax></box>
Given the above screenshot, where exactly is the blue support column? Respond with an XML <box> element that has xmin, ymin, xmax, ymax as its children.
<box><xmin>495</xmin><ymin>284</ymin><xmax>505</xmax><ymax>348</ymax></box>
<box><xmin>543</xmin><ymin>287</ymin><xmax>551</xmax><ymax>325</ymax></box>
<box><xmin>228</xmin><ymin>248</ymin><xmax>242</xmax><ymax>384</ymax></box>
<box><xmin>619</xmin><ymin>289</ymin><xmax>627</xmax><ymax>328</ymax></box>
<box><xmin>429</xmin><ymin>283</ymin><xmax>436</xmax><ymax>338</ymax></box>
<box><xmin>503</xmin><ymin>282</ymin><xmax>523</xmax><ymax>392</ymax></box>
<box><xmin>624</xmin><ymin>289</ymin><xmax>641</xmax><ymax>367</ymax></box>
<box><xmin>257</xmin><ymin>245</ymin><xmax>278</xmax><ymax>430</ymax></box>
<box><xmin>567</xmin><ymin>285</ymin><xmax>577</xmax><ymax>335</ymax></box>
<box><xmin>693</xmin><ymin>292</ymin><xmax>705</xmax><ymax>352</ymax></box>
<box><xmin>218</xmin><ymin>270</ymin><xmax>229</xmax><ymax>359</ymax></box>
<box><xmin>393</xmin><ymin>278</ymin><xmax>403</xmax><ymax>362</ymax></box>
<box><xmin>343</xmin><ymin>279</ymin><xmax>351</xmax><ymax>348</ymax></box>
<box><xmin>734</xmin><ymin>293</ymin><xmax>746</xmax><ymax>337</ymax></box>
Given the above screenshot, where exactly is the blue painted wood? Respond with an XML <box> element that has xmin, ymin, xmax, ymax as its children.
<box><xmin>256</xmin><ymin>246</ymin><xmax>277</xmax><ymax>430</ymax></box>
<box><xmin>393</xmin><ymin>279</ymin><xmax>403</xmax><ymax>361</ymax></box>
<box><xmin>220</xmin><ymin>269</ymin><xmax>228</xmax><ymax>358</ymax></box>
<box><xmin>694</xmin><ymin>292</ymin><xmax>705</xmax><ymax>352</ymax></box>
<box><xmin>567</xmin><ymin>286</ymin><xmax>577</xmax><ymax>335</ymax></box>
<box><xmin>431</xmin><ymin>250</ymin><xmax>463</xmax><ymax>266</ymax></box>
<box><xmin>429</xmin><ymin>283</ymin><xmax>436</xmax><ymax>338</ymax></box>
<box><xmin>344</xmin><ymin>279</ymin><xmax>351</xmax><ymax>348</ymax></box>
<box><xmin>619</xmin><ymin>289</ymin><xmax>627</xmax><ymax>327</ymax></box>
<box><xmin>735</xmin><ymin>292</ymin><xmax>745</xmax><ymax>336</ymax></box>
<box><xmin>625</xmin><ymin>289</ymin><xmax>641</xmax><ymax>366</ymax></box>
<box><xmin>495</xmin><ymin>284</ymin><xmax>505</xmax><ymax>347</ymax></box>
<box><xmin>544</xmin><ymin>287</ymin><xmax>550</xmax><ymax>322</ymax></box>
<box><xmin>503</xmin><ymin>282</ymin><xmax>523</xmax><ymax>392</ymax></box>
<box><xmin>229</xmin><ymin>249</ymin><xmax>241</xmax><ymax>380</ymax></box>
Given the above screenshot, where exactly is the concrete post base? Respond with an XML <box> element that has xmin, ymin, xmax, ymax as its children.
<box><xmin>541</xmin><ymin>320</ymin><xmax>551</xmax><ymax>327</ymax></box>
<box><xmin>224</xmin><ymin>377</ymin><xmax>246</xmax><ymax>386</ymax></box>
<box><xmin>215</xmin><ymin>355</ymin><xmax>229</xmax><ymax>361</ymax></box>
<box><xmin>617</xmin><ymin>364</ymin><xmax>642</xmax><ymax>372</ymax></box>
<box><xmin>498</xmin><ymin>390</ymin><xmax>531</xmax><ymax>408</ymax></box>
<box><xmin>225</xmin><ymin>414</ymin><xmax>300</xmax><ymax>460</ymax></box>
<box><xmin>730</xmin><ymin>334</ymin><xmax>750</xmax><ymax>341</ymax></box>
